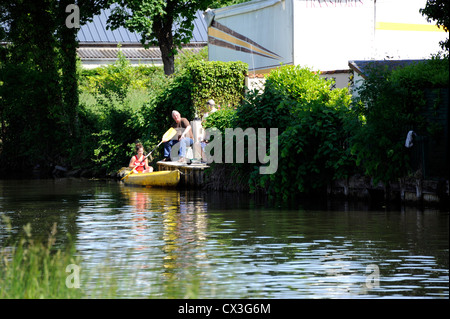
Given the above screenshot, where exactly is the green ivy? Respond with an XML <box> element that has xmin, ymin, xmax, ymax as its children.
<box><xmin>187</xmin><ymin>60</ymin><xmax>247</xmax><ymax>116</ymax></box>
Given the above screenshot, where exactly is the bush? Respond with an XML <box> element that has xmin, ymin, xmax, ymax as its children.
<box><xmin>187</xmin><ymin>60</ymin><xmax>247</xmax><ymax>116</ymax></box>
<box><xmin>232</xmin><ymin>65</ymin><xmax>358</xmax><ymax>199</ymax></box>
<box><xmin>351</xmin><ymin>56</ymin><xmax>449</xmax><ymax>184</ymax></box>
<box><xmin>79</xmin><ymin>50</ymin><xmax>166</xmax><ymax>100</ymax></box>
<box><xmin>73</xmin><ymin>52</ymin><xmax>166</xmax><ymax>173</ymax></box>
<box><xmin>262</xmin><ymin>96</ymin><xmax>356</xmax><ymax>199</ymax></box>
<box><xmin>204</xmin><ymin>106</ymin><xmax>237</xmax><ymax>133</ymax></box>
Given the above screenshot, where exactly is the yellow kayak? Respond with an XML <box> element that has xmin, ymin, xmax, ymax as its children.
<box><xmin>122</xmin><ymin>170</ymin><xmax>180</xmax><ymax>187</ymax></box>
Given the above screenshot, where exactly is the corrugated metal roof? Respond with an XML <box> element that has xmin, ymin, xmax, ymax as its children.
<box><xmin>76</xmin><ymin>6</ymin><xmax>208</xmax><ymax>66</ymax></box>
<box><xmin>77</xmin><ymin>44</ymin><xmax>205</xmax><ymax>60</ymax></box>
<box><xmin>191</xmin><ymin>11</ymin><xmax>208</xmax><ymax>43</ymax></box>
<box><xmin>77</xmin><ymin>7</ymin><xmax>207</xmax><ymax>44</ymax></box>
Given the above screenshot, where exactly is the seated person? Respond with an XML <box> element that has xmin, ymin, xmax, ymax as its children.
<box><xmin>129</xmin><ymin>143</ymin><xmax>153</xmax><ymax>173</ymax></box>
<box><xmin>163</xmin><ymin>110</ymin><xmax>194</xmax><ymax>163</ymax></box>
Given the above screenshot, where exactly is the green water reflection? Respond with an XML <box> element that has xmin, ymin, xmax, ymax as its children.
<box><xmin>0</xmin><ymin>179</ymin><xmax>448</xmax><ymax>298</ymax></box>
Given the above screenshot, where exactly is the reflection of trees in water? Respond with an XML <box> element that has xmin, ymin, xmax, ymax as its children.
<box><xmin>120</xmin><ymin>186</ymin><xmax>210</xmax><ymax>284</ymax></box>
<box><xmin>161</xmin><ymin>190</ymin><xmax>209</xmax><ymax>284</ymax></box>
<box><xmin>2</xmin><ymin>180</ymin><xmax>448</xmax><ymax>298</ymax></box>
<box><xmin>0</xmin><ymin>179</ymin><xmax>95</xmax><ymax>245</ymax></box>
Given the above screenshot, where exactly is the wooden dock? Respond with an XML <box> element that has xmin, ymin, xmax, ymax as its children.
<box><xmin>157</xmin><ymin>161</ymin><xmax>209</xmax><ymax>188</ymax></box>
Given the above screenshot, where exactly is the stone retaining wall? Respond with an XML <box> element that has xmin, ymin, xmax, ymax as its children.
<box><xmin>329</xmin><ymin>175</ymin><xmax>449</xmax><ymax>205</ymax></box>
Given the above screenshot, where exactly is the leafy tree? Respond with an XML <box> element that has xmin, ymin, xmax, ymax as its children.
<box><xmin>420</xmin><ymin>0</ymin><xmax>449</xmax><ymax>51</ymax></box>
<box><xmin>209</xmin><ymin>0</ymin><xmax>251</xmax><ymax>8</ymax></box>
<box><xmin>56</xmin><ymin>0</ymin><xmax>110</xmax><ymax>137</ymax></box>
<box><xmin>0</xmin><ymin>0</ymin><xmax>110</xmax><ymax>174</ymax></box>
<box><xmin>107</xmin><ymin>0</ymin><xmax>211</xmax><ymax>75</ymax></box>
<box><xmin>0</xmin><ymin>0</ymin><xmax>64</xmax><ymax>171</ymax></box>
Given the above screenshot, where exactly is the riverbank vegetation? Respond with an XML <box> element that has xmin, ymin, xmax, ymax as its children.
<box><xmin>0</xmin><ymin>0</ymin><xmax>246</xmax><ymax>178</ymax></box>
<box><xmin>351</xmin><ymin>55</ymin><xmax>449</xmax><ymax>187</ymax></box>
<box><xmin>1</xmin><ymin>44</ymin><xmax>448</xmax><ymax>202</ymax></box>
<box><xmin>0</xmin><ymin>2</ymin><xmax>447</xmax><ymax>201</ymax></box>
<box><xmin>203</xmin><ymin>55</ymin><xmax>448</xmax><ymax>202</ymax></box>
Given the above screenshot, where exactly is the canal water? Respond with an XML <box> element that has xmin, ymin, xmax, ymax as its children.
<box><xmin>0</xmin><ymin>178</ymin><xmax>448</xmax><ymax>299</ymax></box>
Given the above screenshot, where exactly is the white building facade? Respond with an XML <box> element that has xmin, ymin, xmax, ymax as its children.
<box><xmin>206</xmin><ymin>0</ymin><xmax>448</xmax><ymax>87</ymax></box>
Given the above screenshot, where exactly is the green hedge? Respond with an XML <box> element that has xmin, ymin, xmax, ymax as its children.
<box><xmin>187</xmin><ymin>60</ymin><xmax>247</xmax><ymax>116</ymax></box>
<box><xmin>140</xmin><ymin>61</ymin><xmax>247</xmax><ymax>156</ymax></box>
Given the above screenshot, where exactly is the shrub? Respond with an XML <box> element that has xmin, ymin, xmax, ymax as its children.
<box><xmin>351</xmin><ymin>56</ymin><xmax>449</xmax><ymax>184</ymax></box>
<box><xmin>79</xmin><ymin>50</ymin><xmax>165</xmax><ymax>100</ymax></box>
<box><xmin>72</xmin><ymin>52</ymin><xmax>169</xmax><ymax>173</ymax></box>
<box><xmin>232</xmin><ymin>65</ymin><xmax>358</xmax><ymax>199</ymax></box>
<box><xmin>204</xmin><ymin>106</ymin><xmax>237</xmax><ymax>133</ymax></box>
<box><xmin>187</xmin><ymin>60</ymin><xmax>247</xmax><ymax>116</ymax></box>
<box><xmin>0</xmin><ymin>221</ymin><xmax>83</xmax><ymax>299</ymax></box>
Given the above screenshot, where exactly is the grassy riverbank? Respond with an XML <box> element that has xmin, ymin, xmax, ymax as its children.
<box><xmin>0</xmin><ymin>219</ymin><xmax>248</xmax><ymax>299</ymax></box>
<box><xmin>0</xmin><ymin>220</ymin><xmax>83</xmax><ymax>298</ymax></box>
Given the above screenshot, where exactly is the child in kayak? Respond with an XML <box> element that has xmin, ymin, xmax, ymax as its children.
<box><xmin>129</xmin><ymin>143</ymin><xmax>153</xmax><ymax>173</ymax></box>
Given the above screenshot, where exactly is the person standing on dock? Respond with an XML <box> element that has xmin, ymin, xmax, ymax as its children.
<box><xmin>162</xmin><ymin>110</ymin><xmax>193</xmax><ymax>163</ymax></box>
<box><xmin>202</xmin><ymin>99</ymin><xmax>218</xmax><ymax>123</ymax></box>
<box><xmin>198</xmin><ymin>99</ymin><xmax>218</xmax><ymax>162</ymax></box>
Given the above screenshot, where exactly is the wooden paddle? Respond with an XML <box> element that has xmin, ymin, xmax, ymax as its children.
<box><xmin>121</xmin><ymin>127</ymin><xmax>177</xmax><ymax>181</ymax></box>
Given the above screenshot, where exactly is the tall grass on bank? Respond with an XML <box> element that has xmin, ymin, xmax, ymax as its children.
<box><xmin>0</xmin><ymin>219</ymin><xmax>135</xmax><ymax>298</ymax></box>
<box><xmin>0</xmin><ymin>218</ymin><xmax>248</xmax><ymax>298</ymax></box>
<box><xmin>0</xmin><ymin>219</ymin><xmax>83</xmax><ymax>298</ymax></box>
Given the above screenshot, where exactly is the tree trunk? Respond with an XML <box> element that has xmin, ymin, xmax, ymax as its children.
<box><xmin>154</xmin><ymin>15</ymin><xmax>175</xmax><ymax>76</ymax></box>
<box><xmin>58</xmin><ymin>18</ymin><xmax>78</xmax><ymax>137</ymax></box>
<box><xmin>159</xmin><ymin>41</ymin><xmax>175</xmax><ymax>76</ymax></box>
